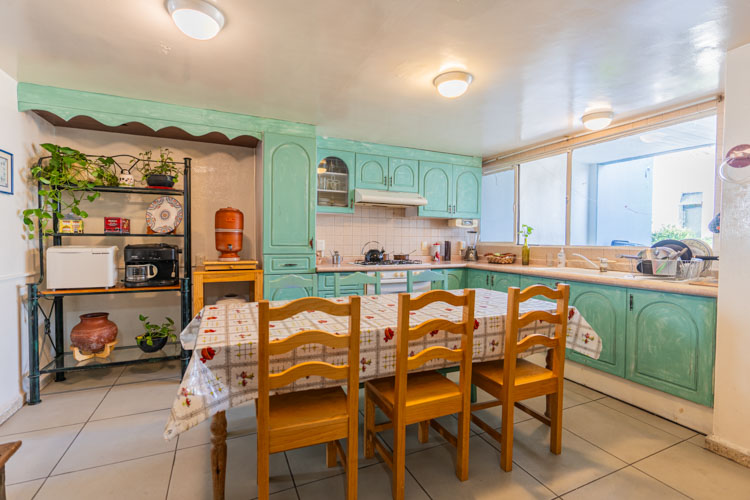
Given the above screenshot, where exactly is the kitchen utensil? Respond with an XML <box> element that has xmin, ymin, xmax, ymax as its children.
<box><xmin>330</xmin><ymin>250</ymin><xmax>342</xmax><ymax>265</ymax></box>
<box><xmin>146</xmin><ymin>196</ymin><xmax>183</xmax><ymax>234</ymax></box>
<box><xmin>464</xmin><ymin>231</ymin><xmax>478</xmax><ymax>261</ymax></box>
<box><xmin>681</xmin><ymin>238</ymin><xmax>715</xmax><ymax>273</ymax></box>
<box><xmin>444</xmin><ymin>240</ymin><xmax>451</xmax><ymax>261</ymax></box>
<box><xmin>125</xmin><ymin>263</ymin><xmax>158</xmax><ymax>282</ymax></box>
<box><xmin>651</xmin><ymin>239</ymin><xmax>692</xmax><ymax>261</ymax></box>
<box><xmin>431</xmin><ymin>243</ymin><xmax>441</xmax><ymax>262</ymax></box>
<box><xmin>124</xmin><ymin>244</ymin><xmax>180</xmax><ymax>288</ymax></box>
<box><xmin>392</xmin><ymin>250</ymin><xmax>417</xmax><ymax>261</ymax></box>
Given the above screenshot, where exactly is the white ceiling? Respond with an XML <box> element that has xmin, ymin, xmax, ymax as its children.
<box><xmin>1</xmin><ymin>0</ymin><xmax>749</xmax><ymax>157</ymax></box>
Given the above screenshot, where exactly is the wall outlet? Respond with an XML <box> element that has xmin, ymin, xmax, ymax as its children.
<box><xmin>421</xmin><ymin>241</ymin><xmax>430</xmax><ymax>251</ymax></box>
<box><xmin>458</xmin><ymin>241</ymin><xmax>465</xmax><ymax>251</ymax></box>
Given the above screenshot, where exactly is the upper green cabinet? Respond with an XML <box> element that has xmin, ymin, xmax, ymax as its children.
<box><xmin>263</xmin><ymin>133</ymin><xmax>316</xmax><ymax>255</ymax></box>
<box><xmin>389</xmin><ymin>158</ymin><xmax>419</xmax><ymax>193</ymax></box>
<box><xmin>356</xmin><ymin>154</ymin><xmax>389</xmax><ymax>190</ymax></box>
<box><xmin>626</xmin><ymin>289</ymin><xmax>716</xmax><ymax>406</ymax></box>
<box><xmin>317</xmin><ymin>148</ymin><xmax>355</xmax><ymax>214</ymax></box>
<box><xmin>419</xmin><ymin>162</ymin><xmax>481</xmax><ymax>219</ymax></box>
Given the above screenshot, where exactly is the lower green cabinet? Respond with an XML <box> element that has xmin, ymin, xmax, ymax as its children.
<box><xmin>318</xmin><ymin>273</ymin><xmax>367</xmax><ymax>298</ymax></box>
<box><xmin>490</xmin><ymin>272</ymin><xmax>519</xmax><ymax>293</ymax></box>
<box><xmin>432</xmin><ymin>269</ymin><xmax>466</xmax><ymax>290</ymax></box>
<box><xmin>626</xmin><ymin>289</ymin><xmax>716</xmax><ymax>406</ymax></box>
<box><xmin>518</xmin><ymin>275</ymin><xmax>560</xmax><ymax>301</ymax></box>
<box><xmin>467</xmin><ymin>269</ymin><xmax>490</xmax><ymax>289</ymax></box>
<box><xmin>264</xmin><ymin>274</ymin><xmax>317</xmax><ymax>301</ymax></box>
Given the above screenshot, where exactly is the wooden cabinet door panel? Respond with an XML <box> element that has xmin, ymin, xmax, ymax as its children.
<box><xmin>453</xmin><ymin>165</ymin><xmax>481</xmax><ymax>218</ymax></box>
<box><xmin>490</xmin><ymin>272</ymin><xmax>520</xmax><ymax>293</ymax></box>
<box><xmin>356</xmin><ymin>154</ymin><xmax>388</xmax><ymax>191</ymax></box>
<box><xmin>419</xmin><ymin>161</ymin><xmax>453</xmax><ymax>217</ymax></box>
<box><xmin>389</xmin><ymin>158</ymin><xmax>419</xmax><ymax>193</ymax></box>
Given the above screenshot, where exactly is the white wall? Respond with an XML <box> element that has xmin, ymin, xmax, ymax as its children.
<box><xmin>711</xmin><ymin>42</ymin><xmax>750</xmax><ymax>464</ymax></box>
<box><xmin>0</xmin><ymin>69</ymin><xmax>54</xmax><ymax>421</ymax></box>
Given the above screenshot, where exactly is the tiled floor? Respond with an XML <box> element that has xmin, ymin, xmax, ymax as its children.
<box><xmin>3</xmin><ymin>362</ymin><xmax>750</xmax><ymax>500</ymax></box>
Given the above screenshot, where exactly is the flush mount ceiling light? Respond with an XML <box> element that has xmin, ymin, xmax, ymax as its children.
<box><xmin>581</xmin><ymin>110</ymin><xmax>614</xmax><ymax>131</ymax></box>
<box><xmin>166</xmin><ymin>0</ymin><xmax>225</xmax><ymax>40</ymax></box>
<box><xmin>433</xmin><ymin>71</ymin><xmax>473</xmax><ymax>98</ymax></box>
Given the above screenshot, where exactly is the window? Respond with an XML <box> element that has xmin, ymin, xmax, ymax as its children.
<box><xmin>480</xmin><ymin>168</ymin><xmax>515</xmax><ymax>242</ymax></box>
<box><xmin>517</xmin><ymin>154</ymin><xmax>567</xmax><ymax>245</ymax></box>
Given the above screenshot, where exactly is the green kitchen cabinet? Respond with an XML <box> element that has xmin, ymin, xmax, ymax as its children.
<box><xmin>318</xmin><ymin>273</ymin><xmax>368</xmax><ymax>298</ymax></box>
<box><xmin>317</xmin><ymin>148</ymin><xmax>355</xmax><ymax>214</ymax></box>
<box><xmin>264</xmin><ymin>274</ymin><xmax>318</xmax><ymax>301</ymax></box>
<box><xmin>489</xmin><ymin>272</ymin><xmax>520</xmax><ymax>293</ymax></box>
<box><xmin>518</xmin><ymin>275</ymin><xmax>560</xmax><ymax>301</ymax></box>
<box><xmin>431</xmin><ymin>269</ymin><xmax>466</xmax><ymax>290</ymax></box>
<box><xmin>419</xmin><ymin>161</ymin><xmax>454</xmax><ymax>217</ymax></box>
<box><xmin>263</xmin><ymin>133</ymin><xmax>316</xmax><ymax>255</ymax></box>
<box><xmin>356</xmin><ymin>153</ymin><xmax>389</xmax><ymax>190</ymax></box>
<box><xmin>625</xmin><ymin>289</ymin><xmax>716</xmax><ymax>406</ymax></box>
<box><xmin>453</xmin><ymin>165</ymin><xmax>481</xmax><ymax>218</ymax></box>
<box><xmin>467</xmin><ymin>269</ymin><xmax>491</xmax><ymax>289</ymax></box>
<box><xmin>566</xmin><ymin>282</ymin><xmax>627</xmax><ymax>377</ymax></box>
<box><xmin>389</xmin><ymin>157</ymin><xmax>419</xmax><ymax>193</ymax></box>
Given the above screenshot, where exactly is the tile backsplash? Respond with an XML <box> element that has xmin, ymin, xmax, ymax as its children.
<box><xmin>316</xmin><ymin>206</ymin><xmax>473</xmax><ymax>260</ymax></box>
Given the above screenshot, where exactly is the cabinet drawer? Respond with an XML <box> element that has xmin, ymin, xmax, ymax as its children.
<box><xmin>266</xmin><ymin>255</ymin><xmax>316</xmax><ymax>274</ymax></box>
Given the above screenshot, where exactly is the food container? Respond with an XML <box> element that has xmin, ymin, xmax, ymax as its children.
<box><xmin>46</xmin><ymin>246</ymin><xmax>118</xmax><ymax>289</ymax></box>
<box><xmin>104</xmin><ymin>217</ymin><xmax>130</xmax><ymax>234</ymax></box>
<box><xmin>59</xmin><ymin>217</ymin><xmax>84</xmax><ymax>234</ymax></box>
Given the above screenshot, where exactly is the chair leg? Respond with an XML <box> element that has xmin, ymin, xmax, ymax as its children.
<box><xmin>549</xmin><ymin>392</ymin><xmax>563</xmax><ymax>454</ymax></box>
<box><xmin>326</xmin><ymin>441</ymin><xmax>338</xmax><ymax>468</ymax></box>
<box><xmin>364</xmin><ymin>394</ymin><xmax>375</xmax><ymax>459</ymax></box>
<box><xmin>257</xmin><ymin>444</ymin><xmax>269</xmax><ymax>500</ymax></box>
<box><xmin>392</xmin><ymin>424</ymin><xmax>406</xmax><ymax>500</ymax></box>
<box><xmin>456</xmin><ymin>410</ymin><xmax>470</xmax><ymax>481</ymax></box>
<box><xmin>347</xmin><ymin>434</ymin><xmax>358</xmax><ymax>500</ymax></box>
<box><xmin>500</xmin><ymin>401</ymin><xmax>514</xmax><ymax>472</ymax></box>
<box><xmin>418</xmin><ymin>421</ymin><xmax>429</xmax><ymax>444</ymax></box>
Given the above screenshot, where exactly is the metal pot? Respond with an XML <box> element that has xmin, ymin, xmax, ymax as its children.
<box><xmin>365</xmin><ymin>248</ymin><xmax>385</xmax><ymax>263</ymax></box>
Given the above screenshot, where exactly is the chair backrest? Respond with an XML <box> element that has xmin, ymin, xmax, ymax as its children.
<box><xmin>504</xmin><ymin>284</ymin><xmax>570</xmax><ymax>385</ymax></box>
<box><xmin>394</xmin><ymin>289</ymin><xmax>476</xmax><ymax>414</ymax></box>
<box><xmin>256</xmin><ymin>295</ymin><xmax>361</xmax><ymax>423</ymax></box>
<box><xmin>406</xmin><ymin>269</ymin><xmax>448</xmax><ymax>292</ymax></box>
<box><xmin>334</xmin><ymin>271</ymin><xmax>381</xmax><ymax>297</ymax></box>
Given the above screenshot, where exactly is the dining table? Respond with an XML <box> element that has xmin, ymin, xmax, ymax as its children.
<box><xmin>163</xmin><ymin>288</ymin><xmax>603</xmax><ymax>497</ymax></box>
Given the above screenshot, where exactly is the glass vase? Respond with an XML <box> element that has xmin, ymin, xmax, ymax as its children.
<box><xmin>521</xmin><ymin>240</ymin><xmax>530</xmax><ymax>266</ymax></box>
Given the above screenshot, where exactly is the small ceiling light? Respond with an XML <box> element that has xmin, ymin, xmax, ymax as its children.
<box><xmin>581</xmin><ymin>110</ymin><xmax>614</xmax><ymax>131</ymax></box>
<box><xmin>433</xmin><ymin>71</ymin><xmax>474</xmax><ymax>98</ymax></box>
<box><xmin>166</xmin><ymin>0</ymin><xmax>225</xmax><ymax>40</ymax></box>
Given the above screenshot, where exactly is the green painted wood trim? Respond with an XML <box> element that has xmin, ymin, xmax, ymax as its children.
<box><xmin>17</xmin><ymin>83</ymin><xmax>315</xmax><ymax>140</ymax></box>
<box><xmin>317</xmin><ymin>136</ymin><xmax>481</xmax><ymax>168</ymax></box>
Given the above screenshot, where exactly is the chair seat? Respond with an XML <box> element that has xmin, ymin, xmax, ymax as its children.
<box><xmin>266</xmin><ymin>387</ymin><xmax>349</xmax><ymax>452</ymax></box>
<box><xmin>365</xmin><ymin>371</ymin><xmax>462</xmax><ymax>425</ymax></box>
<box><xmin>472</xmin><ymin>359</ymin><xmax>557</xmax><ymax>398</ymax></box>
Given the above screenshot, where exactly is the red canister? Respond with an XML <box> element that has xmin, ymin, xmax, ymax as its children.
<box><xmin>215</xmin><ymin>207</ymin><xmax>244</xmax><ymax>261</ymax></box>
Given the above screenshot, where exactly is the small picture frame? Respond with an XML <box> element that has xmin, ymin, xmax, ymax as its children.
<box><xmin>0</xmin><ymin>149</ymin><xmax>12</xmax><ymax>195</ymax></box>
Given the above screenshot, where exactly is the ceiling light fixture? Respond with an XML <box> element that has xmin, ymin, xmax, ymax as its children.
<box><xmin>166</xmin><ymin>0</ymin><xmax>225</xmax><ymax>40</ymax></box>
<box><xmin>433</xmin><ymin>71</ymin><xmax>473</xmax><ymax>98</ymax></box>
<box><xmin>581</xmin><ymin>110</ymin><xmax>614</xmax><ymax>131</ymax></box>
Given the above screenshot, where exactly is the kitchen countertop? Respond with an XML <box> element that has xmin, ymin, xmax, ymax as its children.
<box><xmin>316</xmin><ymin>261</ymin><xmax>719</xmax><ymax>298</ymax></box>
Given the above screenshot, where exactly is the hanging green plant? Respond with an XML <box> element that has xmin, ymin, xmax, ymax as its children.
<box><xmin>22</xmin><ymin>144</ymin><xmax>118</xmax><ymax>238</ymax></box>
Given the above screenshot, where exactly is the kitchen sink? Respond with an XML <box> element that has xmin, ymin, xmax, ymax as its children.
<box><xmin>534</xmin><ymin>267</ymin><xmax>638</xmax><ymax>278</ymax></box>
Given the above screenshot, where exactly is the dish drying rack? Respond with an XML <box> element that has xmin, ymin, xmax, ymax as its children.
<box><xmin>620</xmin><ymin>256</ymin><xmax>705</xmax><ymax>281</ymax></box>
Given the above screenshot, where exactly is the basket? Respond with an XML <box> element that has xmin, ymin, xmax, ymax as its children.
<box><xmin>487</xmin><ymin>253</ymin><xmax>516</xmax><ymax>264</ymax></box>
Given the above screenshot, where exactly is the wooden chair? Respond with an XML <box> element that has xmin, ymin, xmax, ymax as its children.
<box><xmin>0</xmin><ymin>441</ymin><xmax>21</xmax><ymax>500</ymax></box>
<box><xmin>364</xmin><ymin>289</ymin><xmax>476</xmax><ymax>500</ymax></box>
<box><xmin>334</xmin><ymin>271</ymin><xmax>381</xmax><ymax>296</ymax></box>
<box><xmin>256</xmin><ymin>296</ymin><xmax>361</xmax><ymax>500</ymax></box>
<box><xmin>406</xmin><ymin>269</ymin><xmax>448</xmax><ymax>292</ymax></box>
<box><xmin>469</xmin><ymin>283</ymin><xmax>570</xmax><ymax>472</ymax></box>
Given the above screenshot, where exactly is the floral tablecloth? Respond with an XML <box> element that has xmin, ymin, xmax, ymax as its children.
<box><xmin>164</xmin><ymin>288</ymin><xmax>602</xmax><ymax>439</ymax></box>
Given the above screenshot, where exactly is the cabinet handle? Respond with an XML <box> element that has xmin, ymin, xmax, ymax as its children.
<box><xmin>491</xmin><ymin>275</ymin><xmax>495</xmax><ymax>286</ymax></box>
<box><xmin>485</xmin><ymin>275</ymin><xmax>489</xmax><ymax>286</ymax></box>
<box><xmin>629</xmin><ymin>294</ymin><xmax>634</xmax><ymax>311</ymax></box>
<box><xmin>309</xmin><ymin>239</ymin><xmax>313</xmax><ymax>248</ymax></box>
<box><xmin>283</xmin><ymin>263</ymin><xmax>297</xmax><ymax>267</ymax></box>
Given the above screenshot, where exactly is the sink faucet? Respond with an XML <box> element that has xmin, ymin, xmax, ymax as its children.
<box><xmin>571</xmin><ymin>253</ymin><xmax>610</xmax><ymax>272</ymax></box>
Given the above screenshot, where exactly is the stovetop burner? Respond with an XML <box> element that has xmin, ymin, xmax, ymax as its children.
<box><xmin>353</xmin><ymin>259</ymin><xmax>423</xmax><ymax>266</ymax></box>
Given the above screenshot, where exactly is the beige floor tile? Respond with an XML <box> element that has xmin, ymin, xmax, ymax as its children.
<box><xmin>271</xmin><ymin>488</ymin><xmax>302</xmax><ymax>500</ymax></box>
<box><xmin>687</xmin><ymin>433</ymin><xmax>707</xmax><ymax>448</ymax></box>
<box><xmin>522</xmin><ymin>389</ymin><xmax>592</xmax><ymax>415</ymax></box>
<box><xmin>90</xmin><ymin>378</ymin><xmax>178</xmax><ymax>420</ymax></box>
<box><xmin>563</xmin><ymin>379</ymin><xmax>606</xmax><ymax>401</ymax></box>
<box><xmin>35</xmin><ymin>452</ymin><xmax>174</xmax><ymax>500</ymax></box>
<box><xmin>5</xmin><ymin>479</ymin><xmax>45</xmax><ymax>500</ymax></box>
<box><xmin>635</xmin><ymin>441</ymin><xmax>750</xmax><ymax>499</ymax></box>
<box><xmin>177</xmin><ymin>402</ymin><xmax>256</xmax><ymax>450</ymax></box>
<box><xmin>54</xmin><ymin>409</ymin><xmax>176</xmax><ymax>474</ymax></box>
<box><xmin>562</xmin><ymin>402</ymin><xmax>682</xmax><ymax>463</ymax></box>
<box><xmin>116</xmin><ymin>359</ymin><xmax>182</xmax><ymax>385</ymax></box>
<box><xmin>562</xmin><ymin>466</ymin><xmax>689</xmax><ymax>499</ymax></box>
<box><xmin>493</xmin><ymin>419</ymin><xmax>626</xmax><ymax>495</ymax></box>
<box><xmin>168</xmin><ymin>433</ymin><xmax>294</xmax><ymax>500</ymax></box>
<box><xmin>377</xmin><ymin>414</ymin><xmax>474</xmax><ymax>456</ymax></box>
<box><xmin>0</xmin><ymin>388</ymin><xmax>108</xmax><ymax>436</ymax></box>
<box><xmin>42</xmin><ymin>366</ymin><xmax>124</xmax><ymax>394</ymax></box>
<box><xmin>596</xmin><ymin>397</ymin><xmax>697</xmax><ymax>439</ymax></box>
<box><xmin>297</xmin><ymin>461</ymin><xmax>430</xmax><ymax>500</ymax></box>
<box><xmin>4</xmin><ymin>424</ymin><xmax>82</xmax><ymax>484</ymax></box>
<box><xmin>406</xmin><ymin>435</ymin><xmax>556</xmax><ymax>499</ymax></box>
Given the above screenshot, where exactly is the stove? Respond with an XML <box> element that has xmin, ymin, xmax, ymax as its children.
<box><xmin>353</xmin><ymin>259</ymin><xmax>423</xmax><ymax>266</ymax></box>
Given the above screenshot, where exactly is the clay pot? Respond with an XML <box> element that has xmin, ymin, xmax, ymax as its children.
<box><xmin>70</xmin><ymin>313</ymin><xmax>118</xmax><ymax>354</ymax></box>
<box><xmin>215</xmin><ymin>207</ymin><xmax>243</xmax><ymax>262</ymax></box>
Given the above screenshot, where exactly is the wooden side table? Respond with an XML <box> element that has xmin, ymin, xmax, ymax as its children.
<box><xmin>192</xmin><ymin>266</ymin><xmax>264</xmax><ymax>313</ymax></box>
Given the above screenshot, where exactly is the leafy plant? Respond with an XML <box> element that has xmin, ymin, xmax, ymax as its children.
<box><xmin>22</xmin><ymin>144</ymin><xmax>117</xmax><ymax>238</ymax></box>
<box><xmin>136</xmin><ymin>148</ymin><xmax>179</xmax><ymax>183</ymax></box>
<box><xmin>136</xmin><ymin>315</ymin><xmax>176</xmax><ymax>346</ymax></box>
<box><xmin>651</xmin><ymin>224</ymin><xmax>694</xmax><ymax>243</ymax></box>
<box><xmin>518</xmin><ymin>224</ymin><xmax>534</xmax><ymax>244</ymax></box>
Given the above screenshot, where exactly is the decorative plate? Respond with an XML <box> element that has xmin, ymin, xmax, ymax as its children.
<box><xmin>146</xmin><ymin>196</ymin><xmax>183</xmax><ymax>233</ymax></box>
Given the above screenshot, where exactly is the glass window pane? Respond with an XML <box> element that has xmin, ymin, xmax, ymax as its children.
<box><xmin>570</xmin><ymin>115</ymin><xmax>716</xmax><ymax>246</ymax></box>
<box><xmin>480</xmin><ymin>168</ymin><xmax>515</xmax><ymax>242</ymax></box>
<box><xmin>518</xmin><ymin>154</ymin><xmax>567</xmax><ymax>245</ymax></box>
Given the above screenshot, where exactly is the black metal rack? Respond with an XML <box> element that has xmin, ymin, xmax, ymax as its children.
<box><xmin>26</xmin><ymin>156</ymin><xmax>192</xmax><ymax>405</ymax></box>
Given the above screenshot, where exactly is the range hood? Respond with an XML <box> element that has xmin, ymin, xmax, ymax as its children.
<box><xmin>354</xmin><ymin>188</ymin><xmax>428</xmax><ymax>207</ymax></box>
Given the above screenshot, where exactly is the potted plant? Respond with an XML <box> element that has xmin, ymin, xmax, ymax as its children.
<box><xmin>136</xmin><ymin>315</ymin><xmax>177</xmax><ymax>353</ymax></box>
<box><xmin>137</xmin><ymin>148</ymin><xmax>180</xmax><ymax>188</ymax></box>
<box><xmin>22</xmin><ymin>144</ymin><xmax>117</xmax><ymax>238</ymax></box>
<box><xmin>518</xmin><ymin>224</ymin><xmax>533</xmax><ymax>266</ymax></box>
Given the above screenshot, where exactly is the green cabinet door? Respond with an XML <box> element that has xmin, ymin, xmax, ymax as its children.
<box><xmin>356</xmin><ymin>153</ymin><xmax>388</xmax><ymax>190</ymax></box>
<box><xmin>453</xmin><ymin>166</ymin><xmax>481</xmax><ymax>218</ymax></box>
<box><xmin>419</xmin><ymin>161</ymin><xmax>453</xmax><ymax>217</ymax></box>
<box><xmin>434</xmin><ymin>269</ymin><xmax>466</xmax><ymax>290</ymax></box>
<box><xmin>489</xmin><ymin>272</ymin><xmax>520</xmax><ymax>293</ymax></box>
<box><xmin>263</xmin><ymin>133</ymin><xmax>316</xmax><ymax>255</ymax></box>
<box><xmin>317</xmin><ymin>148</ymin><xmax>355</xmax><ymax>214</ymax></box>
<box><xmin>264</xmin><ymin>274</ymin><xmax>318</xmax><ymax>301</ymax></box>
<box><xmin>566</xmin><ymin>282</ymin><xmax>626</xmax><ymax>377</ymax></box>
<box><xmin>626</xmin><ymin>289</ymin><xmax>716</xmax><ymax>406</ymax></box>
<box><xmin>389</xmin><ymin>158</ymin><xmax>419</xmax><ymax>192</ymax></box>
<box><xmin>467</xmin><ymin>269</ymin><xmax>491</xmax><ymax>289</ymax></box>
<box><xmin>518</xmin><ymin>275</ymin><xmax>561</xmax><ymax>302</ymax></box>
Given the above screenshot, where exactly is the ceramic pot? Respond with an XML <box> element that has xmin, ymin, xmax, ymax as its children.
<box><xmin>137</xmin><ymin>335</ymin><xmax>168</xmax><ymax>353</ymax></box>
<box><xmin>70</xmin><ymin>313</ymin><xmax>118</xmax><ymax>354</ymax></box>
<box><xmin>146</xmin><ymin>174</ymin><xmax>176</xmax><ymax>188</ymax></box>
<box><xmin>118</xmin><ymin>172</ymin><xmax>136</xmax><ymax>186</ymax></box>
<box><xmin>215</xmin><ymin>207</ymin><xmax>244</xmax><ymax>262</ymax></box>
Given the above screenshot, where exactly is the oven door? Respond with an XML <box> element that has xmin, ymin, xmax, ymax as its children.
<box><xmin>366</xmin><ymin>271</ymin><xmax>431</xmax><ymax>295</ymax></box>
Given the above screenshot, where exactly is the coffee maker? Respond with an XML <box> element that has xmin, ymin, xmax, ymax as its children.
<box><xmin>463</xmin><ymin>231</ymin><xmax>478</xmax><ymax>261</ymax></box>
<box><xmin>124</xmin><ymin>244</ymin><xmax>180</xmax><ymax>288</ymax></box>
